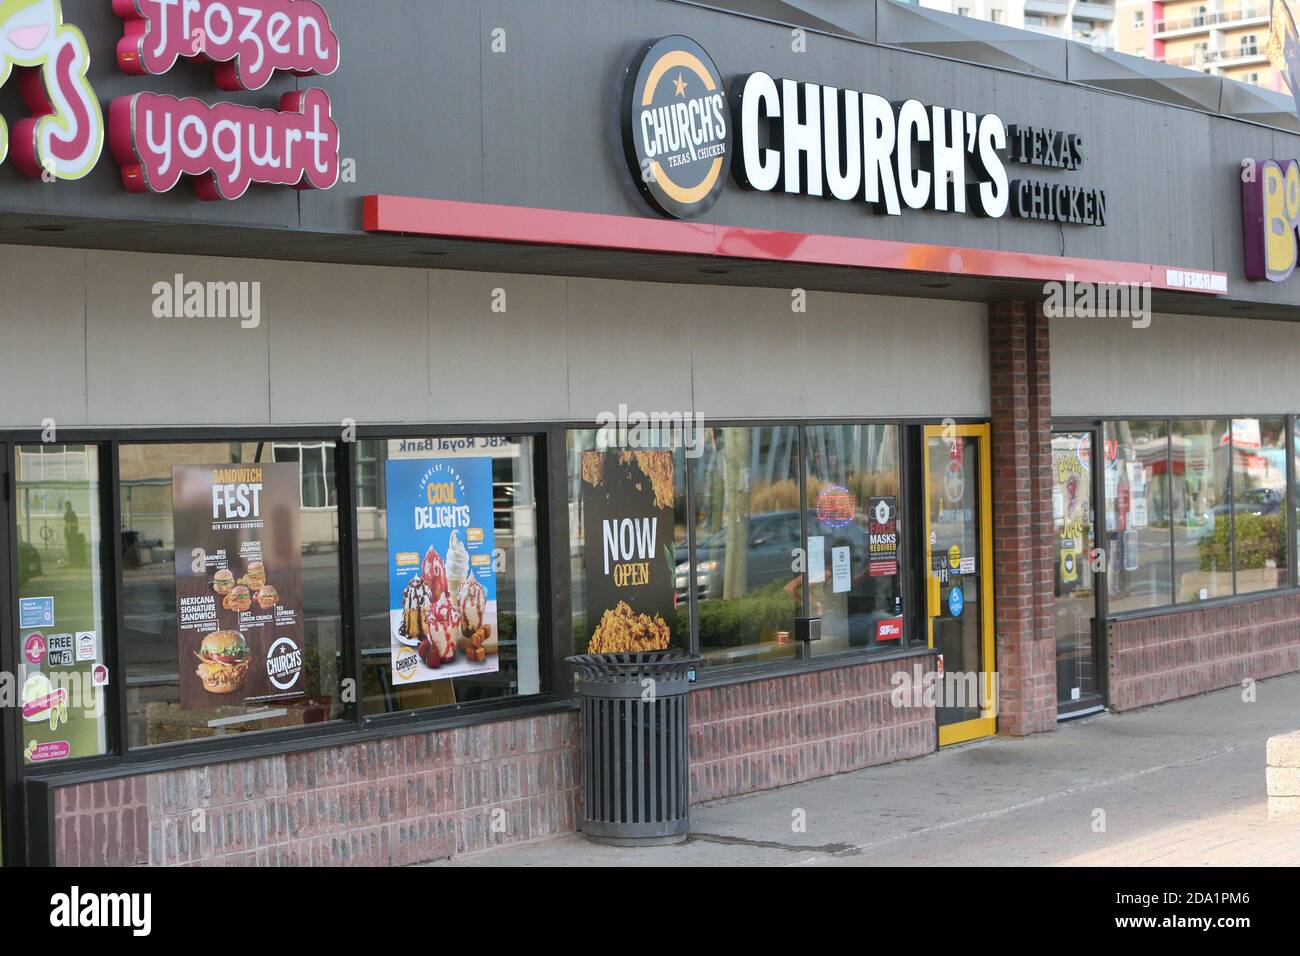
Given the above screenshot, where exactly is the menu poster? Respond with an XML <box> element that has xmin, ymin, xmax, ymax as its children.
<box><xmin>867</xmin><ymin>496</ymin><xmax>899</xmax><ymax>577</ymax></box>
<box><xmin>580</xmin><ymin>450</ymin><xmax>676</xmax><ymax>654</ymax></box>
<box><xmin>385</xmin><ymin>457</ymin><xmax>498</xmax><ymax>684</ymax></box>
<box><xmin>172</xmin><ymin>463</ymin><xmax>307</xmax><ymax>710</ymax></box>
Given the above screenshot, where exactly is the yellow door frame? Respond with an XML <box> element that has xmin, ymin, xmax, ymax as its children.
<box><xmin>922</xmin><ymin>424</ymin><xmax>997</xmax><ymax>746</ymax></box>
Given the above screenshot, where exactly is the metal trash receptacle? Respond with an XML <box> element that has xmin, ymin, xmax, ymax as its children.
<box><xmin>566</xmin><ymin>652</ymin><xmax>701</xmax><ymax>846</ymax></box>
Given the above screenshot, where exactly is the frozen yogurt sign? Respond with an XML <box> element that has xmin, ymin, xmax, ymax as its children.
<box><xmin>109</xmin><ymin>0</ymin><xmax>341</xmax><ymax>200</ymax></box>
<box><xmin>0</xmin><ymin>0</ymin><xmax>104</xmax><ymax>182</ymax></box>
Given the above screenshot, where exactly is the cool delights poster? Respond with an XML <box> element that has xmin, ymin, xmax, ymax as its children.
<box><xmin>386</xmin><ymin>458</ymin><xmax>498</xmax><ymax>683</ymax></box>
<box><xmin>172</xmin><ymin>463</ymin><xmax>307</xmax><ymax>709</ymax></box>
<box><xmin>580</xmin><ymin>450</ymin><xmax>676</xmax><ymax>653</ymax></box>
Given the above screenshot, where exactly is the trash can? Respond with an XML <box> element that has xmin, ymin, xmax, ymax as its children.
<box><xmin>566</xmin><ymin>651</ymin><xmax>701</xmax><ymax>846</ymax></box>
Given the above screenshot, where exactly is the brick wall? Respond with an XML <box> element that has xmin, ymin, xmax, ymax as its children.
<box><xmin>1109</xmin><ymin>592</ymin><xmax>1300</xmax><ymax>711</ymax></box>
<box><xmin>51</xmin><ymin>658</ymin><xmax>937</xmax><ymax>865</ymax></box>
<box><xmin>689</xmin><ymin>655</ymin><xmax>937</xmax><ymax>803</ymax></box>
<box><xmin>52</xmin><ymin>711</ymin><xmax>579</xmax><ymax>867</ymax></box>
<box><xmin>989</xmin><ymin>300</ymin><xmax>1058</xmax><ymax>735</ymax></box>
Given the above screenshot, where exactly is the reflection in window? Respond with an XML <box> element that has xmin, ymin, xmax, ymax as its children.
<box><xmin>1231</xmin><ymin>418</ymin><xmax>1288</xmax><ymax>594</ymax></box>
<box><xmin>357</xmin><ymin>437</ymin><xmax>542</xmax><ymax>715</ymax></box>
<box><xmin>120</xmin><ymin>441</ymin><xmax>344</xmax><ymax>748</ymax></box>
<box><xmin>15</xmin><ymin>445</ymin><xmax>110</xmax><ymax>764</ymax></box>
<box><xmin>1104</xmin><ymin>421</ymin><xmax>1173</xmax><ymax>611</ymax></box>
<box><xmin>273</xmin><ymin>441</ymin><xmax>336</xmax><ymax>509</ymax></box>
<box><xmin>1171</xmin><ymin>420</ymin><xmax>1233</xmax><ymax>602</ymax></box>
<box><xmin>804</xmin><ymin>425</ymin><xmax>904</xmax><ymax>655</ymax></box>
<box><xmin>693</xmin><ymin>426</ymin><xmax>801</xmax><ymax>667</ymax></box>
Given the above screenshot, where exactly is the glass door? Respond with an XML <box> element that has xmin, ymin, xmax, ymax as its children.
<box><xmin>923</xmin><ymin>425</ymin><xmax>996</xmax><ymax>746</ymax></box>
<box><xmin>1052</xmin><ymin>430</ymin><xmax>1104</xmax><ymax>717</ymax></box>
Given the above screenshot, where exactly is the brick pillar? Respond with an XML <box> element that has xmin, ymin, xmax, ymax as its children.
<box><xmin>989</xmin><ymin>301</ymin><xmax>1057</xmax><ymax>735</ymax></box>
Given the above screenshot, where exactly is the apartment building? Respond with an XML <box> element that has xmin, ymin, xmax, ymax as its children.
<box><xmin>1117</xmin><ymin>0</ymin><xmax>1281</xmax><ymax>89</ymax></box>
<box><xmin>915</xmin><ymin>0</ymin><xmax>1118</xmax><ymax>46</ymax></box>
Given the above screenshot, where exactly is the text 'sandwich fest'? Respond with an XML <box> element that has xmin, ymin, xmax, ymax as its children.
<box><xmin>172</xmin><ymin>463</ymin><xmax>306</xmax><ymax>708</ymax></box>
<box><xmin>623</xmin><ymin>35</ymin><xmax>732</xmax><ymax>219</ymax></box>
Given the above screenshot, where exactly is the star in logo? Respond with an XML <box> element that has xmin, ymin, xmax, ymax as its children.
<box><xmin>673</xmin><ymin>73</ymin><xmax>687</xmax><ymax>97</ymax></box>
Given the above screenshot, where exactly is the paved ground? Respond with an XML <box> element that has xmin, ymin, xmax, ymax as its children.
<box><xmin>445</xmin><ymin>673</ymin><xmax>1300</xmax><ymax>866</ymax></box>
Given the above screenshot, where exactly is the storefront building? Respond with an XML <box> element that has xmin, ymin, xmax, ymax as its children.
<box><xmin>1</xmin><ymin>0</ymin><xmax>1299</xmax><ymax>866</ymax></box>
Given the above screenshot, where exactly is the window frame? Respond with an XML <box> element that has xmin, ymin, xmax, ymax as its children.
<box><xmin>4</xmin><ymin>423</ymin><xmax>571</xmax><ymax>793</ymax></box>
<box><xmin>7</xmin><ymin>416</ymin><xmax>953</xmax><ymax>862</ymax></box>
<box><xmin>355</xmin><ymin>431</ymin><xmax>551</xmax><ymax>727</ymax></box>
<box><xmin>1087</xmin><ymin>414</ymin><xmax>1300</xmax><ymax>623</ymax></box>
<box><xmin>677</xmin><ymin>417</ymin><xmax>950</xmax><ymax>685</ymax></box>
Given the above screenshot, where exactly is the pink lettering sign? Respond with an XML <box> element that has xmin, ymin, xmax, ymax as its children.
<box><xmin>110</xmin><ymin>87</ymin><xmax>340</xmax><ymax>200</ymax></box>
<box><xmin>29</xmin><ymin>741</ymin><xmax>71</xmax><ymax>763</ymax></box>
<box><xmin>113</xmin><ymin>0</ymin><xmax>341</xmax><ymax>91</ymax></box>
<box><xmin>0</xmin><ymin>1</ymin><xmax>104</xmax><ymax>182</ymax></box>
<box><xmin>22</xmin><ymin>688</ymin><xmax>67</xmax><ymax>721</ymax></box>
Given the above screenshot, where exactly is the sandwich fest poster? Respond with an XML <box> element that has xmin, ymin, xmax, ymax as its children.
<box><xmin>385</xmin><ymin>457</ymin><xmax>498</xmax><ymax>684</ymax></box>
<box><xmin>172</xmin><ymin>463</ymin><xmax>307</xmax><ymax>709</ymax></box>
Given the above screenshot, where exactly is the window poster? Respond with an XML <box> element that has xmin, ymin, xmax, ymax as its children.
<box><xmin>172</xmin><ymin>463</ymin><xmax>307</xmax><ymax>709</ymax></box>
<box><xmin>580</xmin><ymin>450</ymin><xmax>676</xmax><ymax>654</ymax></box>
<box><xmin>867</xmin><ymin>496</ymin><xmax>899</xmax><ymax>577</ymax></box>
<box><xmin>808</xmin><ymin>535</ymin><xmax>826</xmax><ymax>585</ymax></box>
<box><xmin>385</xmin><ymin>457</ymin><xmax>498</xmax><ymax>684</ymax></box>
<box><xmin>831</xmin><ymin>546</ymin><xmax>852</xmax><ymax>594</ymax></box>
<box><xmin>19</xmin><ymin>620</ymin><xmax>106</xmax><ymax>765</ymax></box>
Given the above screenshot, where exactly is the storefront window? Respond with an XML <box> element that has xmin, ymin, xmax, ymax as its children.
<box><xmin>692</xmin><ymin>426</ymin><xmax>801</xmax><ymax>666</ymax></box>
<box><xmin>15</xmin><ymin>445</ymin><xmax>110</xmax><ymax>765</ymax></box>
<box><xmin>1104</xmin><ymin>421</ymin><xmax>1173</xmax><ymax>611</ymax></box>
<box><xmin>567</xmin><ymin>431</ymin><xmax>688</xmax><ymax>656</ymax></box>
<box><xmin>1230</xmin><ymin>418</ymin><xmax>1288</xmax><ymax>594</ymax></box>
<box><xmin>273</xmin><ymin>441</ymin><xmax>337</xmax><ymax>509</ymax></box>
<box><xmin>119</xmin><ymin>441</ymin><xmax>345</xmax><ymax>748</ymax></box>
<box><xmin>1171</xmin><ymin>420</ymin><xmax>1233</xmax><ymax>602</ymax></box>
<box><xmin>803</xmin><ymin>425</ymin><xmax>905</xmax><ymax>655</ymax></box>
<box><xmin>358</xmin><ymin>436</ymin><xmax>542</xmax><ymax>715</ymax></box>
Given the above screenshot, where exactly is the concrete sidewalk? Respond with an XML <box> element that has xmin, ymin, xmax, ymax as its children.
<box><xmin>444</xmin><ymin>673</ymin><xmax>1300</xmax><ymax>866</ymax></box>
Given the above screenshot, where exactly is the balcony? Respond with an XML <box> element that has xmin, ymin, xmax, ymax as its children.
<box><xmin>1024</xmin><ymin>0</ymin><xmax>1070</xmax><ymax>16</ymax></box>
<box><xmin>1159</xmin><ymin>50</ymin><xmax>1212</xmax><ymax>67</ymax></box>
<box><xmin>1214</xmin><ymin>43</ymin><xmax>1268</xmax><ymax>65</ymax></box>
<box><xmin>1157</xmin><ymin>43</ymin><xmax>1268</xmax><ymax>69</ymax></box>
<box><xmin>1152</xmin><ymin>7</ymin><xmax>1269</xmax><ymax>37</ymax></box>
<box><xmin>1073</xmin><ymin>2</ymin><xmax>1117</xmax><ymax>22</ymax></box>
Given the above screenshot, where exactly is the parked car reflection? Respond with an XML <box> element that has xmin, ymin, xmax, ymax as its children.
<box><xmin>676</xmin><ymin>509</ymin><xmax>868</xmax><ymax>603</ymax></box>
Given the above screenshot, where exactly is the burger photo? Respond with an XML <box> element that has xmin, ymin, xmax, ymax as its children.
<box><xmin>193</xmin><ymin>631</ymin><xmax>251</xmax><ymax>695</ymax></box>
<box><xmin>257</xmin><ymin>584</ymin><xmax>279</xmax><ymax>610</ymax></box>
<box><xmin>241</xmin><ymin>561</ymin><xmax>267</xmax><ymax>590</ymax></box>
<box><xmin>223</xmin><ymin>585</ymin><xmax>252</xmax><ymax>613</ymax></box>
<box><xmin>213</xmin><ymin>568</ymin><xmax>235</xmax><ymax>596</ymax></box>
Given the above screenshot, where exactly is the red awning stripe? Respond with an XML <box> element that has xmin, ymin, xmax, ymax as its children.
<box><xmin>364</xmin><ymin>195</ymin><xmax>1227</xmax><ymax>295</ymax></box>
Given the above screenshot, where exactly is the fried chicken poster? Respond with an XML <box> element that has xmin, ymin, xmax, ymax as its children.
<box><xmin>580</xmin><ymin>450</ymin><xmax>677</xmax><ymax>654</ymax></box>
<box><xmin>385</xmin><ymin>457</ymin><xmax>499</xmax><ymax>684</ymax></box>
<box><xmin>172</xmin><ymin>463</ymin><xmax>307</xmax><ymax>709</ymax></box>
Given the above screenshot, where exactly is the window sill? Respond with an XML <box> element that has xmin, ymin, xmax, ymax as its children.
<box><xmin>690</xmin><ymin>643</ymin><xmax>938</xmax><ymax>690</ymax></box>
<box><xmin>22</xmin><ymin>695</ymin><xmax>580</xmax><ymax>788</ymax></box>
<box><xmin>1106</xmin><ymin>585</ymin><xmax>1300</xmax><ymax>625</ymax></box>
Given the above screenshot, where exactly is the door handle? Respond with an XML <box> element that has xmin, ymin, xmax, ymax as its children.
<box><xmin>927</xmin><ymin>575</ymin><xmax>941</xmax><ymax>618</ymax></box>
